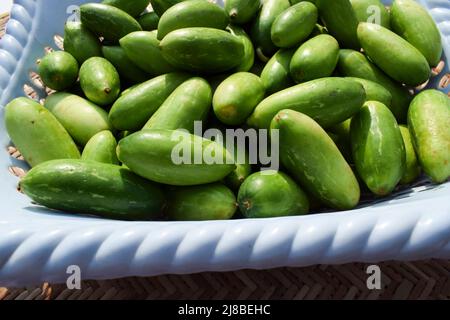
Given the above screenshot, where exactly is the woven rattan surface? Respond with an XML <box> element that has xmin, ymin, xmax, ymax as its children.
<box><xmin>0</xmin><ymin>13</ymin><xmax>449</xmax><ymax>300</ymax></box>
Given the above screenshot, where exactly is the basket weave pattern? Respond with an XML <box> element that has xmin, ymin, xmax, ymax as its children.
<box><xmin>0</xmin><ymin>261</ymin><xmax>449</xmax><ymax>300</ymax></box>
